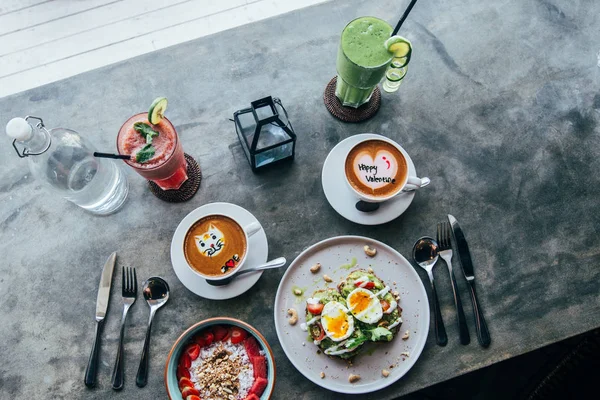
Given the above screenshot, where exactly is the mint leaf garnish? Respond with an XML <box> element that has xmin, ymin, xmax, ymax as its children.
<box><xmin>135</xmin><ymin>144</ymin><xmax>155</xmax><ymax>163</ymax></box>
<box><xmin>133</xmin><ymin>122</ymin><xmax>159</xmax><ymax>144</ymax></box>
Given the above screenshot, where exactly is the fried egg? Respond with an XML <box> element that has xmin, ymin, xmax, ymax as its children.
<box><xmin>320</xmin><ymin>301</ymin><xmax>354</xmax><ymax>342</ymax></box>
<box><xmin>347</xmin><ymin>288</ymin><xmax>383</xmax><ymax>324</ymax></box>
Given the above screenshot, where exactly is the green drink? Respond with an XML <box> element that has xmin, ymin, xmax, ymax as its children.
<box><xmin>335</xmin><ymin>17</ymin><xmax>394</xmax><ymax>108</ymax></box>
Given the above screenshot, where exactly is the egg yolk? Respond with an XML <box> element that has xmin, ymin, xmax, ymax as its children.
<box><xmin>349</xmin><ymin>291</ymin><xmax>372</xmax><ymax>314</ymax></box>
<box><xmin>323</xmin><ymin>309</ymin><xmax>349</xmax><ymax>338</ymax></box>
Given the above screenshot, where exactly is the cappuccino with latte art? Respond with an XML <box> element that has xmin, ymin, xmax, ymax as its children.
<box><xmin>345</xmin><ymin>139</ymin><xmax>408</xmax><ymax>200</ymax></box>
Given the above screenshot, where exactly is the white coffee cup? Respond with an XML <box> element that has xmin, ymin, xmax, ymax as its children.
<box><xmin>182</xmin><ymin>212</ymin><xmax>261</xmax><ymax>283</ymax></box>
<box><xmin>344</xmin><ymin>136</ymin><xmax>428</xmax><ymax>203</ymax></box>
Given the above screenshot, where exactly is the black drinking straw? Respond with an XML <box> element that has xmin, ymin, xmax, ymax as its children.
<box><xmin>392</xmin><ymin>0</ymin><xmax>419</xmax><ymax>36</ymax></box>
<box><xmin>94</xmin><ymin>152</ymin><xmax>131</xmax><ymax>160</ymax></box>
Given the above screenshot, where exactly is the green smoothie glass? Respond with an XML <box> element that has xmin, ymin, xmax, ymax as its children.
<box><xmin>336</xmin><ymin>17</ymin><xmax>406</xmax><ymax>108</ymax></box>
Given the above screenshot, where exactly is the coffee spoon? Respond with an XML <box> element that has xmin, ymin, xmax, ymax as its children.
<box><xmin>206</xmin><ymin>257</ymin><xmax>287</xmax><ymax>286</ymax></box>
<box><xmin>413</xmin><ymin>237</ymin><xmax>448</xmax><ymax>346</ymax></box>
<box><xmin>136</xmin><ymin>277</ymin><xmax>170</xmax><ymax>387</ymax></box>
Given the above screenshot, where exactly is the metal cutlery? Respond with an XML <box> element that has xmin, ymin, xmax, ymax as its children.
<box><xmin>448</xmin><ymin>215</ymin><xmax>491</xmax><ymax>347</ymax></box>
<box><xmin>136</xmin><ymin>277</ymin><xmax>170</xmax><ymax>387</ymax></box>
<box><xmin>111</xmin><ymin>267</ymin><xmax>137</xmax><ymax>390</ymax></box>
<box><xmin>437</xmin><ymin>222</ymin><xmax>470</xmax><ymax>345</ymax></box>
<box><xmin>205</xmin><ymin>257</ymin><xmax>287</xmax><ymax>286</ymax></box>
<box><xmin>84</xmin><ymin>252</ymin><xmax>117</xmax><ymax>388</ymax></box>
<box><xmin>412</xmin><ymin>237</ymin><xmax>448</xmax><ymax>346</ymax></box>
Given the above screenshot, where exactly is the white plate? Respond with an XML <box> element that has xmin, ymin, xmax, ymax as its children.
<box><xmin>170</xmin><ymin>202</ymin><xmax>268</xmax><ymax>300</ymax></box>
<box><xmin>274</xmin><ymin>236</ymin><xmax>429</xmax><ymax>394</ymax></box>
<box><xmin>321</xmin><ymin>133</ymin><xmax>417</xmax><ymax>225</ymax></box>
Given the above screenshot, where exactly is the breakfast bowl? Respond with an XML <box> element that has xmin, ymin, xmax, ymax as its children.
<box><xmin>165</xmin><ymin>317</ymin><xmax>276</xmax><ymax>400</ymax></box>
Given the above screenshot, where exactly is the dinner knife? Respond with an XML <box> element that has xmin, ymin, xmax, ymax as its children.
<box><xmin>447</xmin><ymin>215</ymin><xmax>491</xmax><ymax>347</ymax></box>
<box><xmin>84</xmin><ymin>252</ymin><xmax>117</xmax><ymax>387</ymax></box>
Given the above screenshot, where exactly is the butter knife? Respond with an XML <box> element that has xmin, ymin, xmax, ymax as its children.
<box><xmin>84</xmin><ymin>252</ymin><xmax>117</xmax><ymax>387</ymax></box>
<box><xmin>447</xmin><ymin>215</ymin><xmax>491</xmax><ymax>347</ymax></box>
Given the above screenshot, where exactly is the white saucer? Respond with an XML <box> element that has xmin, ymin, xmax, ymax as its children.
<box><xmin>170</xmin><ymin>202</ymin><xmax>268</xmax><ymax>300</ymax></box>
<box><xmin>322</xmin><ymin>133</ymin><xmax>417</xmax><ymax>225</ymax></box>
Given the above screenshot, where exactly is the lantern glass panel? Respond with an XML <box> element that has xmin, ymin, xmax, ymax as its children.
<box><xmin>255</xmin><ymin>141</ymin><xmax>294</xmax><ymax>168</ymax></box>
<box><xmin>237</xmin><ymin>110</ymin><xmax>257</xmax><ymax>147</ymax></box>
<box><xmin>255</xmin><ymin>103</ymin><xmax>276</xmax><ymax>121</ymax></box>
<box><xmin>256</xmin><ymin>123</ymin><xmax>292</xmax><ymax>150</ymax></box>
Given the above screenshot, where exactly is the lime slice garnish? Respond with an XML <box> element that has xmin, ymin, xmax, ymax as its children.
<box><xmin>384</xmin><ymin>36</ymin><xmax>412</xmax><ymax>67</ymax></box>
<box><xmin>148</xmin><ymin>97</ymin><xmax>168</xmax><ymax>125</ymax></box>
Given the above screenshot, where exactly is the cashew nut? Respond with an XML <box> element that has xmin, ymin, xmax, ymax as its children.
<box><xmin>320</xmin><ymin>372</ymin><xmax>326</xmax><ymax>379</ymax></box>
<box><xmin>367</xmin><ymin>267</ymin><xmax>374</xmax><ymax>273</ymax></box>
<box><xmin>323</xmin><ymin>274</ymin><xmax>333</xmax><ymax>282</ymax></box>
<box><xmin>382</xmin><ymin>369</ymin><xmax>390</xmax><ymax>377</ymax></box>
<box><xmin>310</xmin><ymin>263</ymin><xmax>321</xmax><ymax>273</ymax></box>
<box><xmin>287</xmin><ymin>308</ymin><xmax>298</xmax><ymax>325</ymax></box>
<box><xmin>402</xmin><ymin>330</ymin><xmax>410</xmax><ymax>340</ymax></box>
<box><xmin>348</xmin><ymin>374</ymin><xmax>361</xmax><ymax>383</ymax></box>
<box><xmin>364</xmin><ymin>245</ymin><xmax>377</xmax><ymax>257</ymax></box>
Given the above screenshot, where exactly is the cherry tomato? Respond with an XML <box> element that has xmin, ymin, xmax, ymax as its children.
<box><xmin>380</xmin><ymin>300</ymin><xmax>390</xmax><ymax>312</ymax></box>
<box><xmin>230</xmin><ymin>327</ymin><xmax>248</xmax><ymax>344</ymax></box>
<box><xmin>354</xmin><ymin>281</ymin><xmax>375</xmax><ymax>289</ymax></box>
<box><xmin>307</xmin><ymin>303</ymin><xmax>324</xmax><ymax>315</ymax></box>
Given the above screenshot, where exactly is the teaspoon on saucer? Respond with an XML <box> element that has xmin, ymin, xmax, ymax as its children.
<box><xmin>413</xmin><ymin>237</ymin><xmax>448</xmax><ymax>346</ymax></box>
<box><xmin>136</xmin><ymin>277</ymin><xmax>170</xmax><ymax>387</ymax></box>
<box><xmin>206</xmin><ymin>257</ymin><xmax>287</xmax><ymax>286</ymax></box>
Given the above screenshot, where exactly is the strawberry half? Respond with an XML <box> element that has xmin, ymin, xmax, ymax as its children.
<box><xmin>176</xmin><ymin>365</ymin><xmax>191</xmax><ymax>380</ymax></box>
<box><xmin>244</xmin><ymin>336</ymin><xmax>261</xmax><ymax>358</ymax></box>
<box><xmin>249</xmin><ymin>376</ymin><xmax>268</xmax><ymax>396</ymax></box>
<box><xmin>252</xmin><ymin>355</ymin><xmax>267</xmax><ymax>379</ymax></box>
<box><xmin>181</xmin><ymin>386</ymin><xmax>200</xmax><ymax>398</ymax></box>
<box><xmin>180</xmin><ymin>352</ymin><xmax>191</xmax><ymax>369</ymax></box>
<box><xmin>178</xmin><ymin>377</ymin><xmax>194</xmax><ymax>391</ymax></box>
<box><xmin>185</xmin><ymin>343</ymin><xmax>200</xmax><ymax>361</ymax></box>
<box><xmin>186</xmin><ymin>395</ymin><xmax>201</xmax><ymax>400</ymax></box>
<box><xmin>213</xmin><ymin>325</ymin><xmax>229</xmax><ymax>341</ymax></box>
<box><xmin>244</xmin><ymin>394</ymin><xmax>260</xmax><ymax>400</ymax></box>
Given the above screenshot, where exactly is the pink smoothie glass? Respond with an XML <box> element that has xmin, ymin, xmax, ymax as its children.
<box><xmin>117</xmin><ymin>113</ymin><xmax>188</xmax><ymax>190</ymax></box>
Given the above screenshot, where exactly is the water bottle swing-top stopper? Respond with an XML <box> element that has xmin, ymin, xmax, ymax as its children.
<box><xmin>6</xmin><ymin>117</ymin><xmax>33</xmax><ymax>141</ymax></box>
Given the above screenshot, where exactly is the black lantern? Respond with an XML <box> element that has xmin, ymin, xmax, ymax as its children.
<box><xmin>233</xmin><ymin>96</ymin><xmax>296</xmax><ymax>172</ymax></box>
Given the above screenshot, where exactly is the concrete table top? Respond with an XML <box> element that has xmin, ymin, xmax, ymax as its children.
<box><xmin>1</xmin><ymin>0</ymin><xmax>599</xmax><ymax>398</ymax></box>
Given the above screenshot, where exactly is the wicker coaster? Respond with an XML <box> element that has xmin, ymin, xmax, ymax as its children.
<box><xmin>148</xmin><ymin>153</ymin><xmax>201</xmax><ymax>202</ymax></box>
<box><xmin>323</xmin><ymin>76</ymin><xmax>381</xmax><ymax>123</ymax></box>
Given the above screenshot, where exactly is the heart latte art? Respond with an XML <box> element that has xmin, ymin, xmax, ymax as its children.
<box><xmin>345</xmin><ymin>139</ymin><xmax>408</xmax><ymax>198</ymax></box>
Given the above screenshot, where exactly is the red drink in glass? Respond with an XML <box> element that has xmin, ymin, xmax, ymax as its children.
<box><xmin>117</xmin><ymin>113</ymin><xmax>188</xmax><ymax>190</ymax></box>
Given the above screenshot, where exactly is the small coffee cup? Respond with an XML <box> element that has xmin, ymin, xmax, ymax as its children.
<box><xmin>344</xmin><ymin>136</ymin><xmax>428</xmax><ymax>204</ymax></box>
<box><xmin>182</xmin><ymin>212</ymin><xmax>261</xmax><ymax>283</ymax></box>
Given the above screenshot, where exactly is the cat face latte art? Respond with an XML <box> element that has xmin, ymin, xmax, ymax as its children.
<box><xmin>184</xmin><ymin>215</ymin><xmax>248</xmax><ymax>277</ymax></box>
<box><xmin>345</xmin><ymin>139</ymin><xmax>408</xmax><ymax>199</ymax></box>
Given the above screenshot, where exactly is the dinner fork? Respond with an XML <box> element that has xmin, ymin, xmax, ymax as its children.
<box><xmin>437</xmin><ymin>222</ymin><xmax>470</xmax><ymax>345</ymax></box>
<box><xmin>111</xmin><ymin>267</ymin><xmax>137</xmax><ymax>390</ymax></box>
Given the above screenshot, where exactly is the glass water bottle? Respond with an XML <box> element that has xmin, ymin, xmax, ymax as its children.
<box><xmin>6</xmin><ymin>116</ymin><xmax>129</xmax><ymax>215</ymax></box>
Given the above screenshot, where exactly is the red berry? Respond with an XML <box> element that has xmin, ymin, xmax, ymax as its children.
<box><xmin>202</xmin><ymin>331</ymin><xmax>214</xmax><ymax>346</ymax></box>
<box><xmin>187</xmin><ymin>395</ymin><xmax>201</xmax><ymax>400</ymax></box>
<box><xmin>213</xmin><ymin>325</ymin><xmax>229</xmax><ymax>341</ymax></box>
<box><xmin>178</xmin><ymin>377</ymin><xmax>194</xmax><ymax>391</ymax></box>
<box><xmin>185</xmin><ymin>344</ymin><xmax>200</xmax><ymax>361</ymax></box>
<box><xmin>244</xmin><ymin>336</ymin><xmax>261</xmax><ymax>358</ymax></box>
<box><xmin>249</xmin><ymin>376</ymin><xmax>268</xmax><ymax>396</ymax></box>
<box><xmin>176</xmin><ymin>365</ymin><xmax>191</xmax><ymax>380</ymax></box>
<box><xmin>244</xmin><ymin>394</ymin><xmax>260</xmax><ymax>400</ymax></box>
<box><xmin>193</xmin><ymin>335</ymin><xmax>206</xmax><ymax>347</ymax></box>
<box><xmin>180</xmin><ymin>352</ymin><xmax>191</xmax><ymax>369</ymax></box>
<box><xmin>252</xmin><ymin>356</ymin><xmax>267</xmax><ymax>379</ymax></box>
<box><xmin>230</xmin><ymin>327</ymin><xmax>248</xmax><ymax>344</ymax></box>
<box><xmin>181</xmin><ymin>386</ymin><xmax>200</xmax><ymax>398</ymax></box>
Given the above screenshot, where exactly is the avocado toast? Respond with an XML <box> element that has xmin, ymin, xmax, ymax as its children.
<box><xmin>302</xmin><ymin>269</ymin><xmax>402</xmax><ymax>360</ymax></box>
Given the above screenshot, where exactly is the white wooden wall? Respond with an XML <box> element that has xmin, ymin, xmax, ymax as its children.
<box><xmin>0</xmin><ymin>0</ymin><xmax>329</xmax><ymax>98</ymax></box>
